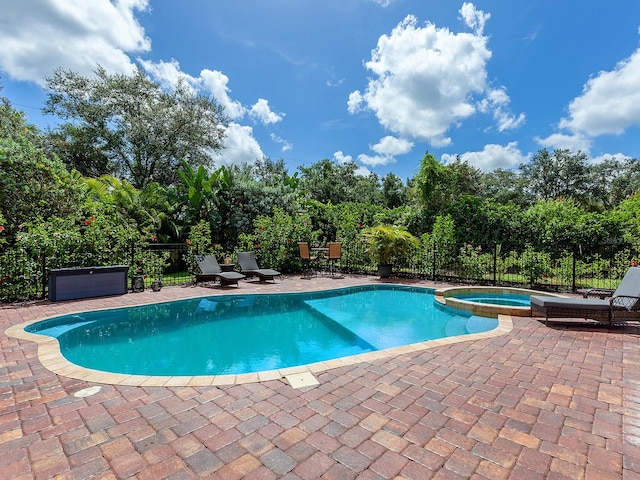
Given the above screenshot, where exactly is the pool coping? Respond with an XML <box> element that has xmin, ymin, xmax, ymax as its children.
<box><xmin>435</xmin><ymin>285</ymin><xmax>565</xmax><ymax>318</ymax></box>
<box><xmin>5</xmin><ymin>285</ymin><xmax>514</xmax><ymax>387</ymax></box>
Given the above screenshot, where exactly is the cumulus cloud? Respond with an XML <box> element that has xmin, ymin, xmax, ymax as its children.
<box><xmin>354</xmin><ymin>165</ymin><xmax>373</xmax><ymax>176</ymax></box>
<box><xmin>355</xmin><ymin>136</ymin><xmax>413</xmax><ymax>167</ymax></box>
<box><xmin>534</xmin><ymin>132</ymin><xmax>592</xmax><ymax>154</ymax></box>
<box><xmin>558</xmin><ymin>48</ymin><xmax>640</xmax><ymax>136</ymax></box>
<box><xmin>441</xmin><ymin>142</ymin><xmax>529</xmax><ymax>172</ymax></box>
<box><xmin>478</xmin><ymin>87</ymin><xmax>526</xmax><ymax>132</ymax></box>
<box><xmin>459</xmin><ymin>2</ymin><xmax>490</xmax><ymax>34</ymax></box>
<box><xmin>589</xmin><ymin>152</ymin><xmax>631</xmax><ymax>165</ymax></box>
<box><xmin>250</xmin><ymin>99</ymin><xmax>284</xmax><ymax>124</ymax></box>
<box><xmin>0</xmin><ymin>0</ymin><xmax>150</xmax><ymax>85</ymax></box>
<box><xmin>348</xmin><ymin>4</ymin><xmax>523</xmax><ymax>148</ymax></box>
<box><xmin>371</xmin><ymin>136</ymin><xmax>414</xmax><ymax>156</ymax></box>
<box><xmin>211</xmin><ymin>123</ymin><xmax>264</xmax><ymax>166</ymax></box>
<box><xmin>334</xmin><ymin>151</ymin><xmax>353</xmax><ymax>164</ymax></box>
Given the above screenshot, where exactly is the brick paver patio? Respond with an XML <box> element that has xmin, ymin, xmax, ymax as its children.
<box><xmin>2</xmin><ymin>274</ymin><xmax>640</xmax><ymax>479</ymax></box>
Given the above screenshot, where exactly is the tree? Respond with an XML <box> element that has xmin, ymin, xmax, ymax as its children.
<box><xmin>520</xmin><ymin>149</ymin><xmax>590</xmax><ymax>204</ymax></box>
<box><xmin>479</xmin><ymin>168</ymin><xmax>527</xmax><ymax>206</ymax></box>
<box><xmin>381</xmin><ymin>173</ymin><xmax>406</xmax><ymax>208</ymax></box>
<box><xmin>0</xmin><ymin>96</ymin><xmax>79</xmax><ymax>240</ymax></box>
<box><xmin>298</xmin><ymin>159</ymin><xmax>373</xmax><ymax>205</ymax></box>
<box><xmin>590</xmin><ymin>157</ymin><xmax>640</xmax><ymax>209</ymax></box>
<box><xmin>44</xmin><ymin>66</ymin><xmax>228</xmax><ymax>188</ymax></box>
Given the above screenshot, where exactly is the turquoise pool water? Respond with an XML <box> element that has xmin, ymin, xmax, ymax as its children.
<box><xmin>454</xmin><ymin>292</ymin><xmax>531</xmax><ymax>307</ymax></box>
<box><xmin>27</xmin><ymin>285</ymin><xmax>498</xmax><ymax>376</ymax></box>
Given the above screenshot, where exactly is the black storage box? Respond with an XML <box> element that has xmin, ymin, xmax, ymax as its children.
<box><xmin>48</xmin><ymin>265</ymin><xmax>129</xmax><ymax>301</ymax></box>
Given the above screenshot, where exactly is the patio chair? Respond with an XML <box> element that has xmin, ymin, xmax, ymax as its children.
<box><xmin>298</xmin><ymin>242</ymin><xmax>318</xmax><ymax>278</ymax></box>
<box><xmin>530</xmin><ymin>266</ymin><xmax>640</xmax><ymax>326</ymax></box>
<box><xmin>194</xmin><ymin>255</ymin><xmax>245</xmax><ymax>288</ymax></box>
<box><xmin>237</xmin><ymin>252</ymin><xmax>281</xmax><ymax>283</ymax></box>
<box><xmin>326</xmin><ymin>242</ymin><xmax>342</xmax><ymax>277</ymax></box>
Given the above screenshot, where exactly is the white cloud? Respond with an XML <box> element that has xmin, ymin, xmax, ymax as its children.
<box><xmin>0</xmin><ymin>0</ymin><xmax>150</xmax><ymax>85</ymax></box>
<box><xmin>558</xmin><ymin>48</ymin><xmax>640</xmax><ymax>136</ymax></box>
<box><xmin>270</xmin><ymin>133</ymin><xmax>292</xmax><ymax>152</ymax></box>
<box><xmin>334</xmin><ymin>151</ymin><xmax>353</xmax><ymax>164</ymax></box>
<box><xmin>589</xmin><ymin>152</ymin><xmax>631</xmax><ymax>165</ymax></box>
<box><xmin>371</xmin><ymin>136</ymin><xmax>413</xmax><ymax>156</ymax></box>
<box><xmin>478</xmin><ymin>87</ymin><xmax>526</xmax><ymax>132</ymax></box>
<box><xmin>371</xmin><ymin>0</ymin><xmax>397</xmax><ymax>7</ymax></box>
<box><xmin>459</xmin><ymin>2</ymin><xmax>490</xmax><ymax>34</ymax></box>
<box><xmin>139</xmin><ymin>58</ymin><xmax>194</xmax><ymax>91</ymax></box>
<box><xmin>354</xmin><ymin>165</ymin><xmax>372</xmax><ymax>176</ymax></box>
<box><xmin>441</xmin><ymin>142</ymin><xmax>529</xmax><ymax>172</ymax></box>
<box><xmin>358</xmin><ymin>153</ymin><xmax>395</xmax><ymax>167</ymax></box>
<box><xmin>198</xmin><ymin>69</ymin><xmax>247</xmax><ymax>120</ymax></box>
<box><xmin>211</xmin><ymin>123</ymin><xmax>264</xmax><ymax>166</ymax></box>
<box><xmin>250</xmin><ymin>99</ymin><xmax>284</xmax><ymax>125</ymax></box>
<box><xmin>334</xmin><ymin>150</ymin><xmax>371</xmax><ymax>174</ymax></box>
<box><xmin>534</xmin><ymin>132</ymin><xmax>592</xmax><ymax>154</ymax></box>
<box><xmin>347</xmin><ymin>90</ymin><xmax>364</xmax><ymax>114</ymax></box>
<box><xmin>348</xmin><ymin>6</ymin><xmax>523</xmax><ymax>147</ymax></box>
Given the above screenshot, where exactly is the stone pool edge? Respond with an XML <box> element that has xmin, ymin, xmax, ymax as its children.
<box><xmin>5</xmin><ymin>312</ymin><xmax>513</xmax><ymax>388</ymax></box>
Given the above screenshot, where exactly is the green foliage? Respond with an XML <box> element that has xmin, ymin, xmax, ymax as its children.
<box><xmin>361</xmin><ymin>224</ymin><xmax>419</xmax><ymax>265</ymax></box>
<box><xmin>458</xmin><ymin>244</ymin><xmax>490</xmax><ymax>279</ymax></box>
<box><xmin>177</xmin><ymin>162</ymin><xmax>235</xmax><ymax>242</ymax></box>
<box><xmin>0</xmin><ymin>99</ymin><xmax>80</xmax><ymax>240</ymax></box>
<box><xmin>238</xmin><ymin>208</ymin><xmax>316</xmax><ymax>271</ymax></box>
<box><xmin>184</xmin><ymin>221</ymin><xmax>218</xmax><ymax>274</ymax></box>
<box><xmin>520</xmin><ymin>245</ymin><xmax>552</xmax><ymax>285</ymax></box>
<box><xmin>431</xmin><ymin>214</ymin><xmax>457</xmax><ymax>267</ymax></box>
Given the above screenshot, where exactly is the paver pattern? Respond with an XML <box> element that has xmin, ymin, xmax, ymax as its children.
<box><xmin>1</xmin><ymin>274</ymin><xmax>639</xmax><ymax>479</ymax></box>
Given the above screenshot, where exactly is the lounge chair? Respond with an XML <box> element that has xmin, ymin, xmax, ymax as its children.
<box><xmin>237</xmin><ymin>252</ymin><xmax>281</xmax><ymax>282</ymax></box>
<box><xmin>194</xmin><ymin>255</ymin><xmax>245</xmax><ymax>287</ymax></box>
<box><xmin>530</xmin><ymin>266</ymin><xmax>640</xmax><ymax>325</ymax></box>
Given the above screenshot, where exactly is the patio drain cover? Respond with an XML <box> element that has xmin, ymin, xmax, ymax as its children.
<box><xmin>73</xmin><ymin>386</ymin><xmax>102</xmax><ymax>398</ymax></box>
<box><xmin>285</xmin><ymin>372</ymin><xmax>319</xmax><ymax>388</ymax></box>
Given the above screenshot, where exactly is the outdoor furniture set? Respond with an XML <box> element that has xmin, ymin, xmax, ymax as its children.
<box><xmin>194</xmin><ymin>252</ymin><xmax>281</xmax><ymax>288</ymax></box>
<box><xmin>297</xmin><ymin>241</ymin><xmax>342</xmax><ymax>278</ymax></box>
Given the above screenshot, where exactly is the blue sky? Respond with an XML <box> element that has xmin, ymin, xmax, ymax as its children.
<box><xmin>1</xmin><ymin>1</ymin><xmax>640</xmax><ymax>181</ymax></box>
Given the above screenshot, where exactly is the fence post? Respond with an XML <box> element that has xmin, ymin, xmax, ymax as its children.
<box><xmin>41</xmin><ymin>250</ymin><xmax>47</xmax><ymax>299</ymax></box>
<box><xmin>130</xmin><ymin>241</ymin><xmax>135</xmax><ymax>291</ymax></box>
<box><xmin>572</xmin><ymin>246</ymin><xmax>577</xmax><ymax>292</ymax></box>
<box><xmin>493</xmin><ymin>243</ymin><xmax>497</xmax><ymax>286</ymax></box>
<box><xmin>432</xmin><ymin>238</ymin><xmax>436</xmax><ymax>281</ymax></box>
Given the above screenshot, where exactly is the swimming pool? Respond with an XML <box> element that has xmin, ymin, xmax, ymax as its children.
<box><xmin>24</xmin><ymin>285</ymin><xmax>499</xmax><ymax>376</ymax></box>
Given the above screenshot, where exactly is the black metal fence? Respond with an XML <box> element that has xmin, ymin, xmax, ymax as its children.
<box><xmin>1</xmin><ymin>241</ymin><xmax>637</xmax><ymax>303</ymax></box>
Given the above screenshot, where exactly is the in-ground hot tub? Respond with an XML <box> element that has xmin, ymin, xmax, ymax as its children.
<box><xmin>435</xmin><ymin>286</ymin><xmax>559</xmax><ymax>318</ymax></box>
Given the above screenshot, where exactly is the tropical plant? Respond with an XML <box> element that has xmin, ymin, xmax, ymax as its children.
<box><xmin>361</xmin><ymin>224</ymin><xmax>419</xmax><ymax>266</ymax></box>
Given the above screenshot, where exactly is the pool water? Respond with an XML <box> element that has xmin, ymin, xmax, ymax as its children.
<box><xmin>27</xmin><ymin>285</ymin><xmax>498</xmax><ymax>376</ymax></box>
<box><xmin>454</xmin><ymin>292</ymin><xmax>531</xmax><ymax>307</ymax></box>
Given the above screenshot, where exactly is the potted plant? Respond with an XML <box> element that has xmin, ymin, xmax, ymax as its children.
<box><xmin>361</xmin><ymin>224</ymin><xmax>419</xmax><ymax>278</ymax></box>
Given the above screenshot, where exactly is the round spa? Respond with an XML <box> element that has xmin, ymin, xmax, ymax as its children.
<box><xmin>435</xmin><ymin>286</ymin><xmax>549</xmax><ymax>317</ymax></box>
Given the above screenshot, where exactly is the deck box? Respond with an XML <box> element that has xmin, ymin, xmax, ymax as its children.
<box><xmin>48</xmin><ymin>265</ymin><xmax>129</xmax><ymax>301</ymax></box>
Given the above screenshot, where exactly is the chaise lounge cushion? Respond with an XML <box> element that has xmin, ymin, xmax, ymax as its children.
<box><xmin>611</xmin><ymin>267</ymin><xmax>640</xmax><ymax>310</ymax></box>
<box><xmin>529</xmin><ymin>295</ymin><xmax>610</xmax><ymax>312</ymax></box>
<box><xmin>237</xmin><ymin>252</ymin><xmax>281</xmax><ymax>282</ymax></box>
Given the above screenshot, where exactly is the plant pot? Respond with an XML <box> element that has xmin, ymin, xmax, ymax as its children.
<box><xmin>151</xmin><ymin>279</ymin><xmax>162</xmax><ymax>292</ymax></box>
<box><xmin>378</xmin><ymin>264</ymin><xmax>392</xmax><ymax>278</ymax></box>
